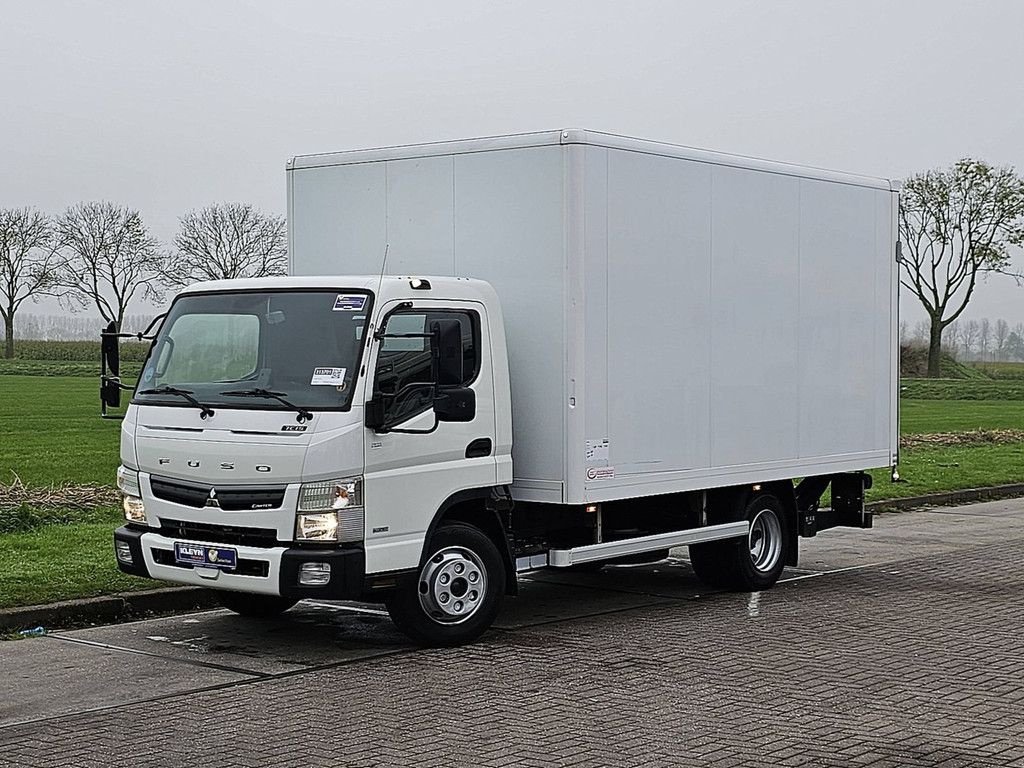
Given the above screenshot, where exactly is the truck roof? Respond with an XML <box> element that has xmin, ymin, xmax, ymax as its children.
<box><xmin>177</xmin><ymin>275</ymin><xmax>497</xmax><ymax>302</ymax></box>
<box><xmin>287</xmin><ymin>128</ymin><xmax>895</xmax><ymax>192</ymax></box>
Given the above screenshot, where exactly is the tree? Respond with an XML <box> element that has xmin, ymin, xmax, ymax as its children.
<box><xmin>161</xmin><ymin>203</ymin><xmax>287</xmax><ymax>288</ymax></box>
<box><xmin>994</xmin><ymin>319</ymin><xmax>1010</xmax><ymax>361</ymax></box>
<box><xmin>0</xmin><ymin>208</ymin><xmax>61</xmax><ymax>358</ymax></box>
<box><xmin>962</xmin><ymin>319</ymin><xmax>980</xmax><ymax>360</ymax></box>
<box><xmin>979</xmin><ymin>318</ymin><xmax>991</xmax><ymax>362</ymax></box>
<box><xmin>55</xmin><ymin>202</ymin><xmax>165</xmax><ymax>330</ymax></box>
<box><xmin>899</xmin><ymin>159</ymin><xmax>1024</xmax><ymax>376</ymax></box>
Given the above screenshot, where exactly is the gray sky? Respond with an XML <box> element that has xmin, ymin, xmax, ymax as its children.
<box><xmin>3</xmin><ymin>0</ymin><xmax>1024</xmax><ymax>326</ymax></box>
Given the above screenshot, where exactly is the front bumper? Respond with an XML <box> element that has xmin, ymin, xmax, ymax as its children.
<box><xmin>114</xmin><ymin>526</ymin><xmax>365</xmax><ymax>600</ymax></box>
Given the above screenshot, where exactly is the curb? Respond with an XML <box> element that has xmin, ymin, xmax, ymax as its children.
<box><xmin>4</xmin><ymin>484</ymin><xmax>1024</xmax><ymax>634</ymax></box>
<box><xmin>0</xmin><ymin>587</ymin><xmax>218</xmax><ymax>634</ymax></box>
<box><xmin>867</xmin><ymin>482</ymin><xmax>1024</xmax><ymax>512</ymax></box>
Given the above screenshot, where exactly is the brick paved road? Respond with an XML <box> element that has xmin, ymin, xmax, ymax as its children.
<box><xmin>2</xmin><ymin>507</ymin><xmax>1023</xmax><ymax>767</ymax></box>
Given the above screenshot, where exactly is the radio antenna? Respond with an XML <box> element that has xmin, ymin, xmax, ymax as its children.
<box><xmin>374</xmin><ymin>242</ymin><xmax>390</xmax><ymax>324</ymax></box>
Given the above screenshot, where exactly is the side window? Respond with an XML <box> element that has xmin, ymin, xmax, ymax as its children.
<box><xmin>374</xmin><ymin>309</ymin><xmax>479</xmax><ymax>425</ymax></box>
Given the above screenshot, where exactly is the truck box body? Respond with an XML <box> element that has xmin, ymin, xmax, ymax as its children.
<box><xmin>287</xmin><ymin>130</ymin><xmax>899</xmax><ymax>506</ymax></box>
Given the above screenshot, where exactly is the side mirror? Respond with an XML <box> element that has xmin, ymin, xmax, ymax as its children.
<box><xmin>431</xmin><ymin>319</ymin><xmax>463</xmax><ymax>387</ymax></box>
<box><xmin>101</xmin><ymin>321</ymin><xmax>120</xmax><ymax>377</ymax></box>
<box><xmin>434</xmin><ymin>387</ymin><xmax>476</xmax><ymax>423</ymax></box>
<box><xmin>364</xmin><ymin>396</ymin><xmax>386</xmax><ymax>431</ymax></box>
<box><xmin>101</xmin><ymin>321</ymin><xmax>121</xmax><ymax>409</ymax></box>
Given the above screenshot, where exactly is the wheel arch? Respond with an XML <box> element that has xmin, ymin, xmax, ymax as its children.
<box><xmin>423</xmin><ymin>486</ymin><xmax>517</xmax><ymax>595</ymax></box>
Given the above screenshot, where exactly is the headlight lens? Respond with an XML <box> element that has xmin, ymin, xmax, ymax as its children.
<box><xmin>123</xmin><ymin>495</ymin><xmax>146</xmax><ymax>522</ymax></box>
<box><xmin>117</xmin><ymin>467</ymin><xmax>146</xmax><ymax>522</ymax></box>
<box><xmin>298</xmin><ymin>477</ymin><xmax>362</xmax><ymax>511</ymax></box>
<box><xmin>296</xmin><ymin>476</ymin><xmax>364</xmax><ymax>542</ymax></box>
<box><xmin>117</xmin><ymin>466</ymin><xmax>141</xmax><ymax>497</ymax></box>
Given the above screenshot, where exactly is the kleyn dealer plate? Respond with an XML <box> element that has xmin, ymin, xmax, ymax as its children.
<box><xmin>174</xmin><ymin>542</ymin><xmax>238</xmax><ymax>571</ymax></box>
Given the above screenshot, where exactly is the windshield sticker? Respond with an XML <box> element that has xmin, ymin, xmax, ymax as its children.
<box><xmin>310</xmin><ymin>367</ymin><xmax>347</xmax><ymax>386</ymax></box>
<box><xmin>333</xmin><ymin>294</ymin><xmax>367</xmax><ymax>312</ymax></box>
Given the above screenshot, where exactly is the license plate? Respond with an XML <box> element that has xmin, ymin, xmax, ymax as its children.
<box><xmin>174</xmin><ymin>542</ymin><xmax>238</xmax><ymax>571</ymax></box>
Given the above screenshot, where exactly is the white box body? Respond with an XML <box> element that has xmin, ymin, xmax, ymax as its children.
<box><xmin>288</xmin><ymin>130</ymin><xmax>899</xmax><ymax>506</ymax></box>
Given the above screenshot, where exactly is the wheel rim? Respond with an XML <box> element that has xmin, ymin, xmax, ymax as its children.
<box><xmin>417</xmin><ymin>546</ymin><xmax>488</xmax><ymax>625</ymax></box>
<box><xmin>748</xmin><ymin>507</ymin><xmax>783</xmax><ymax>574</ymax></box>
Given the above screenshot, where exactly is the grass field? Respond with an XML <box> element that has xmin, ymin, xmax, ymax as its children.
<box><xmin>2</xmin><ymin>372</ymin><xmax>1024</xmax><ymax>611</ymax></box>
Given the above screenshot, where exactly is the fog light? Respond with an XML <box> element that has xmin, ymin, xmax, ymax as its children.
<box><xmin>299</xmin><ymin>562</ymin><xmax>331</xmax><ymax>586</ymax></box>
<box><xmin>115</xmin><ymin>540</ymin><xmax>134</xmax><ymax>565</ymax></box>
<box><xmin>123</xmin><ymin>496</ymin><xmax>146</xmax><ymax>522</ymax></box>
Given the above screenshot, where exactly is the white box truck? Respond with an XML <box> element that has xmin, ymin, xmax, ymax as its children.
<box><xmin>109</xmin><ymin>130</ymin><xmax>899</xmax><ymax>645</ymax></box>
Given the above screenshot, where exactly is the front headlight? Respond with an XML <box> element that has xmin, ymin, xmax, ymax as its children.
<box><xmin>117</xmin><ymin>466</ymin><xmax>141</xmax><ymax>497</ymax></box>
<box><xmin>296</xmin><ymin>477</ymin><xmax>364</xmax><ymax>542</ymax></box>
<box><xmin>117</xmin><ymin>466</ymin><xmax>146</xmax><ymax>522</ymax></box>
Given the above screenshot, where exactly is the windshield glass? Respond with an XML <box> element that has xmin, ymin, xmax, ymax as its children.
<box><xmin>135</xmin><ymin>290</ymin><xmax>371</xmax><ymax>411</ymax></box>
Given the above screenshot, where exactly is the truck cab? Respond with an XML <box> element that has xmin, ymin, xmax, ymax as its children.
<box><xmin>113</xmin><ymin>275</ymin><xmax>515</xmax><ymax>644</ymax></box>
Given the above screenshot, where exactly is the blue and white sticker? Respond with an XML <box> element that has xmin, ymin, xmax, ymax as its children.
<box><xmin>333</xmin><ymin>294</ymin><xmax>367</xmax><ymax>312</ymax></box>
<box><xmin>310</xmin><ymin>367</ymin><xmax>346</xmax><ymax>386</ymax></box>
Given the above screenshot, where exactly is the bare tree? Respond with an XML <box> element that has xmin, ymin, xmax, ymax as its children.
<box><xmin>899</xmin><ymin>159</ymin><xmax>1024</xmax><ymax>376</ymax></box>
<box><xmin>55</xmin><ymin>202</ymin><xmax>164</xmax><ymax>330</ymax></box>
<box><xmin>912</xmin><ymin>319</ymin><xmax>930</xmax><ymax>344</ymax></box>
<box><xmin>161</xmin><ymin>203</ymin><xmax>287</xmax><ymax>288</ymax></box>
<box><xmin>962</xmin><ymin>319</ymin><xmax>980</xmax><ymax>360</ymax></box>
<box><xmin>0</xmin><ymin>208</ymin><xmax>61</xmax><ymax>358</ymax></box>
<box><xmin>994</xmin><ymin>319</ymin><xmax>1010</xmax><ymax>361</ymax></box>
<box><xmin>979</xmin><ymin>318</ymin><xmax>992</xmax><ymax>362</ymax></box>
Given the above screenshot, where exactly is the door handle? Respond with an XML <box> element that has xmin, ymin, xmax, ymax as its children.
<box><xmin>465</xmin><ymin>438</ymin><xmax>492</xmax><ymax>458</ymax></box>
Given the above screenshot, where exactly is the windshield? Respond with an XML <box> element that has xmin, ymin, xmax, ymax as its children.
<box><xmin>135</xmin><ymin>289</ymin><xmax>372</xmax><ymax>411</ymax></box>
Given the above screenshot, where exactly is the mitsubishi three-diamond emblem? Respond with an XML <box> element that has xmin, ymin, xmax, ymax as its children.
<box><xmin>205</xmin><ymin>488</ymin><xmax>220</xmax><ymax>508</ymax></box>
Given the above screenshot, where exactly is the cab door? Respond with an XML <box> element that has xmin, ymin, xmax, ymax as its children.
<box><xmin>361</xmin><ymin>300</ymin><xmax>497</xmax><ymax>574</ymax></box>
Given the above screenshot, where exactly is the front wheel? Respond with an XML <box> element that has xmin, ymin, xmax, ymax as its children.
<box><xmin>385</xmin><ymin>522</ymin><xmax>505</xmax><ymax>647</ymax></box>
<box><xmin>689</xmin><ymin>492</ymin><xmax>788</xmax><ymax>591</ymax></box>
<box><xmin>216</xmin><ymin>591</ymin><xmax>298</xmax><ymax>618</ymax></box>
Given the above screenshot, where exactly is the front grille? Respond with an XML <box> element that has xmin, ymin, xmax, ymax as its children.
<box><xmin>150</xmin><ymin>476</ymin><xmax>286</xmax><ymax>511</ymax></box>
<box><xmin>158</xmin><ymin>518</ymin><xmax>279</xmax><ymax>548</ymax></box>
<box><xmin>151</xmin><ymin>548</ymin><xmax>269</xmax><ymax>577</ymax></box>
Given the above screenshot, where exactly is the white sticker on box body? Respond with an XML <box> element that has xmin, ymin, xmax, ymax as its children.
<box><xmin>585</xmin><ymin>438</ymin><xmax>610</xmax><ymax>463</ymax></box>
<box><xmin>586</xmin><ymin>466</ymin><xmax>615</xmax><ymax>481</ymax></box>
<box><xmin>310</xmin><ymin>367</ymin><xmax>346</xmax><ymax>386</ymax></box>
<box><xmin>333</xmin><ymin>294</ymin><xmax>367</xmax><ymax>311</ymax></box>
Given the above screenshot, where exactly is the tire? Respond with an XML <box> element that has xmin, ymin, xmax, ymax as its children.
<box><xmin>216</xmin><ymin>591</ymin><xmax>298</xmax><ymax>618</ymax></box>
<box><xmin>385</xmin><ymin>522</ymin><xmax>505</xmax><ymax>647</ymax></box>
<box><xmin>689</xmin><ymin>492</ymin><xmax>788</xmax><ymax>591</ymax></box>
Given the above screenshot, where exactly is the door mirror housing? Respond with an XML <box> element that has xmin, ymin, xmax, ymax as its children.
<box><xmin>434</xmin><ymin>387</ymin><xmax>476</xmax><ymax>423</ymax></box>
<box><xmin>431</xmin><ymin>319</ymin><xmax>464</xmax><ymax>387</ymax></box>
<box><xmin>100</xmin><ymin>321</ymin><xmax>121</xmax><ymax>409</ymax></box>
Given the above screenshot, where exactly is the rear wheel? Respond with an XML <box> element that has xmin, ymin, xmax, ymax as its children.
<box><xmin>216</xmin><ymin>591</ymin><xmax>298</xmax><ymax>618</ymax></box>
<box><xmin>385</xmin><ymin>522</ymin><xmax>505</xmax><ymax>647</ymax></box>
<box><xmin>689</xmin><ymin>492</ymin><xmax>788</xmax><ymax>591</ymax></box>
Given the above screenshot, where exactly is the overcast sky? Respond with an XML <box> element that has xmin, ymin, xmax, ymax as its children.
<box><xmin>3</xmin><ymin>0</ymin><xmax>1024</xmax><ymax>326</ymax></box>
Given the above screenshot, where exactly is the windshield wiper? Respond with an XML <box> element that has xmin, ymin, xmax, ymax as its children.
<box><xmin>138</xmin><ymin>386</ymin><xmax>215</xmax><ymax>419</ymax></box>
<box><xmin>219</xmin><ymin>388</ymin><xmax>313</xmax><ymax>422</ymax></box>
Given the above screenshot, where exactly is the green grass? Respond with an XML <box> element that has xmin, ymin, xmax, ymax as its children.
<box><xmin>900</xmin><ymin>378</ymin><xmax>1024</xmax><ymax>400</ymax></box>
<box><xmin>869</xmin><ymin>442</ymin><xmax>1024</xmax><ymax>503</ymax></box>
<box><xmin>0</xmin><ymin>359</ymin><xmax>143</xmax><ymax>377</ymax></box>
<box><xmin>0</xmin><ymin>375</ymin><xmax>124</xmax><ymax>486</ymax></box>
<box><xmin>0</xmin><ymin>511</ymin><xmax>146</xmax><ymax>608</ymax></box>
<box><xmin>971</xmin><ymin>361</ymin><xmax>1024</xmax><ymax>380</ymax></box>
<box><xmin>900</xmin><ymin>400</ymin><xmax>1024</xmax><ymax>434</ymax></box>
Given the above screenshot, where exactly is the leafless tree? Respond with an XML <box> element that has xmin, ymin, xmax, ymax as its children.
<box><xmin>912</xmin><ymin>320</ymin><xmax>930</xmax><ymax>344</ymax></box>
<box><xmin>962</xmin><ymin>319</ymin><xmax>980</xmax><ymax>360</ymax></box>
<box><xmin>161</xmin><ymin>203</ymin><xmax>287</xmax><ymax>288</ymax></box>
<box><xmin>898</xmin><ymin>320</ymin><xmax>909</xmax><ymax>346</ymax></box>
<box><xmin>55</xmin><ymin>202</ymin><xmax>165</xmax><ymax>330</ymax></box>
<box><xmin>979</xmin><ymin>318</ymin><xmax>992</xmax><ymax>362</ymax></box>
<box><xmin>0</xmin><ymin>208</ymin><xmax>62</xmax><ymax>358</ymax></box>
<box><xmin>899</xmin><ymin>159</ymin><xmax>1024</xmax><ymax>376</ymax></box>
<box><xmin>994</xmin><ymin>318</ymin><xmax>1010</xmax><ymax>361</ymax></box>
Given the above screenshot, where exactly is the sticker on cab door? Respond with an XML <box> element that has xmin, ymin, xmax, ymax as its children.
<box><xmin>333</xmin><ymin>294</ymin><xmax>367</xmax><ymax>311</ymax></box>
<box><xmin>310</xmin><ymin>367</ymin><xmax>346</xmax><ymax>386</ymax></box>
<box><xmin>586</xmin><ymin>466</ymin><xmax>615</xmax><ymax>481</ymax></box>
